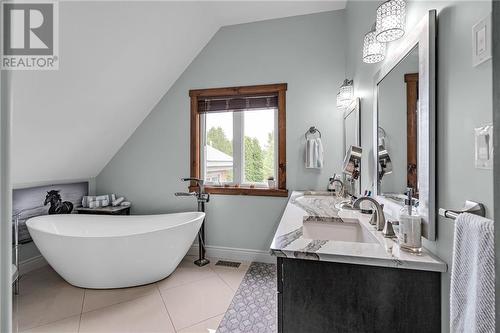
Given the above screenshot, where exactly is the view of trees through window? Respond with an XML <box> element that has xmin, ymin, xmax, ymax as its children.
<box><xmin>207</xmin><ymin>126</ymin><xmax>275</xmax><ymax>183</ymax></box>
<box><xmin>204</xmin><ymin>109</ymin><xmax>275</xmax><ymax>184</ymax></box>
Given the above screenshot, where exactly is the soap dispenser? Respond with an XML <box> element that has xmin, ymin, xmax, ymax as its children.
<box><xmin>398</xmin><ymin>188</ymin><xmax>422</xmax><ymax>254</ymax></box>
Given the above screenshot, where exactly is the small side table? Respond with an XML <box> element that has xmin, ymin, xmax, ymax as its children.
<box><xmin>76</xmin><ymin>205</ymin><xmax>131</xmax><ymax>215</ymax></box>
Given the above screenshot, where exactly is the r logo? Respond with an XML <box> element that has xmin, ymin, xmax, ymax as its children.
<box><xmin>3</xmin><ymin>3</ymin><xmax>53</xmax><ymax>55</ymax></box>
<box><xmin>1</xmin><ymin>1</ymin><xmax>58</xmax><ymax>70</ymax></box>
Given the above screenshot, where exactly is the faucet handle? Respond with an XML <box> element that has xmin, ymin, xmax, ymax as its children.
<box><xmin>181</xmin><ymin>177</ymin><xmax>202</xmax><ymax>183</ymax></box>
<box><xmin>382</xmin><ymin>220</ymin><xmax>396</xmax><ymax>238</ymax></box>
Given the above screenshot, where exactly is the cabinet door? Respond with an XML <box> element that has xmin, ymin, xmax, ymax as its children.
<box><xmin>280</xmin><ymin>258</ymin><xmax>440</xmax><ymax>333</ymax></box>
<box><xmin>277</xmin><ymin>257</ymin><xmax>283</xmax><ymax>333</ymax></box>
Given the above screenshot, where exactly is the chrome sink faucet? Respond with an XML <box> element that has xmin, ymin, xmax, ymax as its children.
<box><xmin>328</xmin><ymin>178</ymin><xmax>345</xmax><ymax>197</ymax></box>
<box><xmin>352</xmin><ymin>196</ymin><xmax>394</xmax><ymax>238</ymax></box>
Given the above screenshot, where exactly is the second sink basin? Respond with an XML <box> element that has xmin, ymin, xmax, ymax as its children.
<box><xmin>302</xmin><ymin>217</ymin><xmax>378</xmax><ymax>244</ymax></box>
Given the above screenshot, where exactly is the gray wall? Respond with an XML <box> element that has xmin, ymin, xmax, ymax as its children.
<box><xmin>345</xmin><ymin>1</ymin><xmax>493</xmax><ymax>331</ymax></box>
<box><xmin>96</xmin><ymin>11</ymin><xmax>347</xmax><ymax>252</ymax></box>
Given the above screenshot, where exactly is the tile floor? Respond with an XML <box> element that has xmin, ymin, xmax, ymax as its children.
<box><xmin>13</xmin><ymin>255</ymin><xmax>250</xmax><ymax>333</ymax></box>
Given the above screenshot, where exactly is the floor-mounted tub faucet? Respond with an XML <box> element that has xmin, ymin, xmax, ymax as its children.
<box><xmin>175</xmin><ymin>178</ymin><xmax>210</xmax><ymax>267</ymax></box>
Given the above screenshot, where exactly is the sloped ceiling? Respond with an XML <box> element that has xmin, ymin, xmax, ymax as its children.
<box><xmin>11</xmin><ymin>1</ymin><xmax>346</xmax><ymax>185</ymax></box>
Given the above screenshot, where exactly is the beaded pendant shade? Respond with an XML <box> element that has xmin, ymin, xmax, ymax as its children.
<box><xmin>363</xmin><ymin>28</ymin><xmax>386</xmax><ymax>64</ymax></box>
<box><xmin>376</xmin><ymin>0</ymin><xmax>406</xmax><ymax>43</ymax></box>
<box><xmin>336</xmin><ymin>79</ymin><xmax>354</xmax><ymax>109</ymax></box>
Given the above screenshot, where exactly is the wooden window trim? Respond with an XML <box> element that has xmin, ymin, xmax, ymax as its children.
<box><xmin>189</xmin><ymin>83</ymin><xmax>288</xmax><ymax>197</ymax></box>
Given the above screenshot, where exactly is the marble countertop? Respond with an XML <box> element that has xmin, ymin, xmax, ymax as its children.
<box><xmin>270</xmin><ymin>191</ymin><xmax>447</xmax><ymax>273</ymax></box>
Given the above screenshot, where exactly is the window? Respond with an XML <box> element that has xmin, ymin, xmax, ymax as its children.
<box><xmin>189</xmin><ymin>84</ymin><xmax>287</xmax><ymax>197</ymax></box>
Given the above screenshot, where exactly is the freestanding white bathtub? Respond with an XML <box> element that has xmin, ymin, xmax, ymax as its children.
<box><xmin>26</xmin><ymin>212</ymin><xmax>205</xmax><ymax>289</ymax></box>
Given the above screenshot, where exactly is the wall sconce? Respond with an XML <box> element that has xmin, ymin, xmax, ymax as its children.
<box><xmin>363</xmin><ymin>26</ymin><xmax>386</xmax><ymax>64</ymax></box>
<box><xmin>376</xmin><ymin>0</ymin><xmax>406</xmax><ymax>43</ymax></box>
<box><xmin>336</xmin><ymin>79</ymin><xmax>354</xmax><ymax>109</ymax></box>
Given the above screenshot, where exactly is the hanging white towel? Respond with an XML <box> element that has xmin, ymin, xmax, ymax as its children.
<box><xmin>450</xmin><ymin>212</ymin><xmax>495</xmax><ymax>333</ymax></box>
<box><xmin>315</xmin><ymin>138</ymin><xmax>324</xmax><ymax>168</ymax></box>
<box><xmin>305</xmin><ymin>138</ymin><xmax>323</xmax><ymax>169</ymax></box>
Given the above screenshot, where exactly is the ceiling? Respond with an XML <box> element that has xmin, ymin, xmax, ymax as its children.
<box><xmin>11</xmin><ymin>1</ymin><xmax>346</xmax><ymax>185</ymax></box>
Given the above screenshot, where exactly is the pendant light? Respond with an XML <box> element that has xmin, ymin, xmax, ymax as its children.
<box><xmin>363</xmin><ymin>25</ymin><xmax>386</xmax><ymax>64</ymax></box>
<box><xmin>376</xmin><ymin>0</ymin><xmax>406</xmax><ymax>43</ymax></box>
<box><xmin>336</xmin><ymin>79</ymin><xmax>354</xmax><ymax>109</ymax></box>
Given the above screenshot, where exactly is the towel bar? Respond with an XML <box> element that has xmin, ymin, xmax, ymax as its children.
<box><xmin>438</xmin><ymin>200</ymin><xmax>486</xmax><ymax>220</ymax></box>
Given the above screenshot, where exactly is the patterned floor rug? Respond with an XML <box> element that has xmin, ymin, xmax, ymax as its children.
<box><xmin>217</xmin><ymin>262</ymin><xmax>277</xmax><ymax>333</ymax></box>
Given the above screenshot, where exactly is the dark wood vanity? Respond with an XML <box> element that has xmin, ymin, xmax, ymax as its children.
<box><xmin>277</xmin><ymin>257</ymin><xmax>441</xmax><ymax>333</ymax></box>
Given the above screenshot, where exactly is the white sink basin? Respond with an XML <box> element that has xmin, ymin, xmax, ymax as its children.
<box><xmin>303</xmin><ymin>217</ymin><xmax>378</xmax><ymax>244</ymax></box>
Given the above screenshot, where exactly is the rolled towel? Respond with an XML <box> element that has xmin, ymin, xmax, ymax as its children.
<box><xmin>112</xmin><ymin>197</ymin><xmax>125</xmax><ymax>207</ymax></box>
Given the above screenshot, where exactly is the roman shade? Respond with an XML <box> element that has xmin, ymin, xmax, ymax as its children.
<box><xmin>197</xmin><ymin>94</ymin><xmax>278</xmax><ymax>113</ymax></box>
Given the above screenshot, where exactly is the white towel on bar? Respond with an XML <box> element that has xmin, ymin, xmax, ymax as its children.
<box><xmin>305</xmin><ymin>138</ymin><xmax>323</xmax><ymax>169</ymax></box>
<box><xmin>450</xmin><ymin>212</ymin><xmax>495</xmax><ymax>333</ymax></box>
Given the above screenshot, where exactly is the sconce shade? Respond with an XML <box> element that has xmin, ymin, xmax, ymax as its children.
<box><xmin>376</xmin><ymin>0</ymin><xmax>406</xmax><ymax>43</ymax></box>
<box><xmin>363</xmin><ymin>30</ymin><xmax>386</xmax><ymax>64</ymax></box>
<box><xmin>336</xmin><ymin>79</ymin><xmax>354</xmax><ymax>109</ymax></box>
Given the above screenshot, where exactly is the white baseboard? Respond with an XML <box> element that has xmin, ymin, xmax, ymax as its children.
<box><xmin>19</xmin><ymin>255</ymin><xmax>48</xmax><ymax>275</ymax></box>
<box><xmin>188</xmin><ymin>244</ymin><xmax>276</xmax><ymax>264</ymax></box>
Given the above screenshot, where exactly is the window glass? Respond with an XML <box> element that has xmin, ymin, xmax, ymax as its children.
<box><xmin>243</xmin><ymin>109</ymin><xmax>276</xmax><ymax>184</ymax></box>
<box><xmin>204</xmin><ymin>112</ymin><xmax>234</xmax><ymax>184</ymax></box>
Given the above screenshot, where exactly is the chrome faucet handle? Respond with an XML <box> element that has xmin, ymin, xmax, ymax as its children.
<box><xmin>382</xmin><ymin>221</ymin><xmax>396</xmax><ymax>238</ymax></box>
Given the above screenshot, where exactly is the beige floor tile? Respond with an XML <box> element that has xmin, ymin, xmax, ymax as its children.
<box><xmin>13</xmin><ymin>293</ymin><xmax>49</xmax><ymax>331</ymax></box>
<box><xmin>19</xmin><ymin>315</ymin><xmax>80</xmax><ymax>333</ymax></box>
<box><xmin>179</xmin><ymin>255</ymin><xmax>198</xmax><ymax>267</ymax></box>
<box><xmin>160</xmin><ymin>276</ymin><xmax>234</xmax><ymax>330</ymax></box>
<box><xmin>13</xmin><ymin>279</ymin><xmax>84</xmax><ymax>330</ymax></box>
<box><xmin>18</xmin><ymin>266</ymin><xmax>65</xmax><ymax>295</ymax></box>
<box><xmin>156</xmin><ymin>264</ymin><xmax>216</xmax><ymax>291</ymax></box>
<box><xmin>79</xmin><ymin>291</ymin><xmax>175</xmax><ymax>333</ymax></box>
<box><xmin>209</xmin><ymin>263</ymin><xmax>249</xmax><ymax>292</ymax></box>
<box><xmin>178</xmin><ymin>314</ymin><xmax>223</xmax><ymax>333</ymax></box>
<box><xmin>83</xmin><ymin>283</ymin><xmax>157</xmax><ymax>313</ymax></box>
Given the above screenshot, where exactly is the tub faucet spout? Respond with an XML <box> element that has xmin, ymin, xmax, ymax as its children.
<box><xmin>174</xmin><ymin>192</ymin><xmax>196</xmax><ymax>197</ymax></box>
<box><xmin>180</xmin><ymin>178</ymin><xmax>208</xmax><ymax>203</ymax></box>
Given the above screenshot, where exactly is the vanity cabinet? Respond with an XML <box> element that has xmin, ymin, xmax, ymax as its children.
<box><xmin>277</xmin><ymin>257</ymin><xmax>441</xmax><ymax>333</ymax></box>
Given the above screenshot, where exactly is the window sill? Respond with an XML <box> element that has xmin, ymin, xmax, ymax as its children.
<box><xmin>190</xmin><ymin>186</ymin><xmax>288</xmax><ymax>197</ymax></box>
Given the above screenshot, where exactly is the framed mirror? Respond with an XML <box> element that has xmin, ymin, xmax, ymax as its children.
<box><xmin>373</xmin><ymin>10</ymin><xmax>436</xmax><ymax>240</ymax></box>
<box><xmin>343</xmin><ymin>98</ymin><xmax>361</xmax><ymax>196</ymax></box>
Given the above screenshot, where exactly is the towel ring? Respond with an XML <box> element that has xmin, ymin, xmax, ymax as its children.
<box><xmin>305</xmin><ymin>126</ymin><xmax>322</xmax><ymax>139</ymax></box>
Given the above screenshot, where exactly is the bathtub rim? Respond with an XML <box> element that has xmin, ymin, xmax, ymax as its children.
<box><xmin>26</xmin><ymin>211</ymin><xmax>205</xmax><ymax>239</ymax></box>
